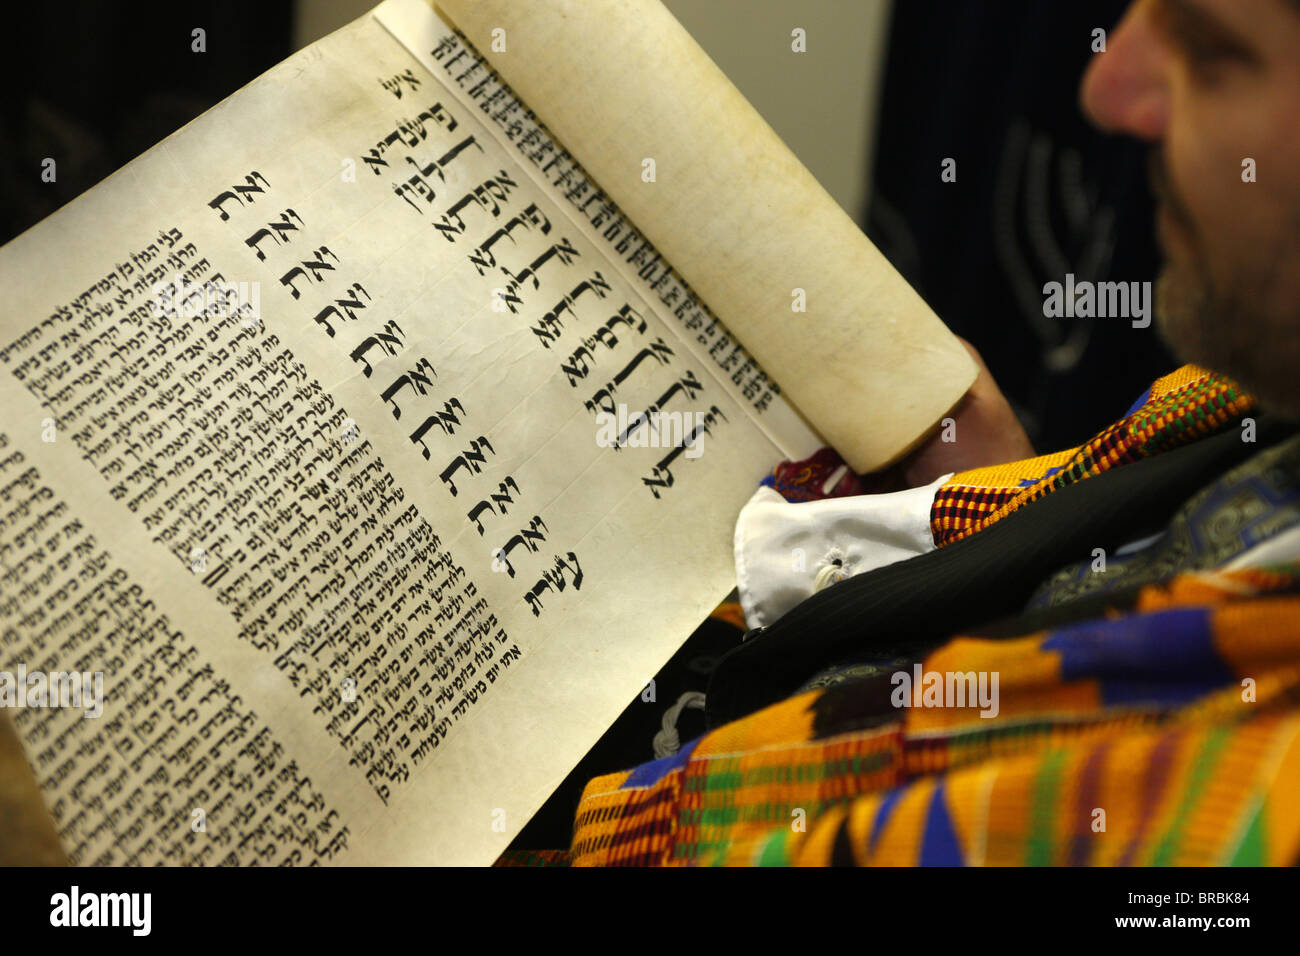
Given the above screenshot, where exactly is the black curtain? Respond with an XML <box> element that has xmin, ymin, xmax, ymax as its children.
<box><xmin>866</xmin><ymin>0</ymin><xmax>1174</xmax><ymax>451</ymax></box>
<box><xmin>1</xmin><ymin>0</ymin><xmax>293</xmax><ymax>245</ymax></box>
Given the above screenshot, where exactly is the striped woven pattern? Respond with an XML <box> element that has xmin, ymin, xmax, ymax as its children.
<box><xmin>496</xmin><ymin>366</ymin><xmax>1294</xmax><ymax>867</ymax></box>
<box><xmin>492</xmin><ymin>848</ymin><xmax>570</xmax><ymax>867</ymax></box>
<box><xmin>565</xmin><ymin>567</ymin><xmax>1300</xmax><ymax>866</ymax></box>
<box><xmin>930</xmin><ymin>367</ymin><xmax>1254</xmax><ymax>546</ymax></box>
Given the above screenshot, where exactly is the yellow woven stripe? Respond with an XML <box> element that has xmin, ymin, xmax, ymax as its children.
<box><xmin>866</xmin><ymin>777</ymin><xmax>935</xmax><ymax>865</ymax></box>
<box><xmin>1128</xmin><ymin>730</ymin><xmax>1202</xmax><ymax>865</ymax></box>
<box><xmin>1174</xmin><ymin>720</ymin><xmax>1281</xmax><ymax>865</ymax></box>
<box><xmin>693</xmin><ymin>689</ymin><xmax>820</xmax><ymax>756</ymax></box>
<box><xmin>793</xmin><ymin>804</ymin><xmax>848</xmax><ymax>866</ymax></box>
<box><xmin>845</xmin><ymin>796</ymin><xmax>881</xmax><ymax>865</ymax></box>
<box><xmin>1088</xmin><ymin>733</ymin><xmax>1154</xmax><ymax>865</ymax></box>
<box><xmin>1259</xmin><ymin>717</ymin><xmax>1300</xmax><ymax>865</ymax></box>
<box><xmin>675</xmin><ymin>736</ymin><xmax>898</xmax><ymax>861</ymax></box>
<box><xmin>983</xmin><ymin>760</ymin><xmax>1035</xmax><ymax>865</ymax></box>
<box><xmin>944</xmin><ymin>448</ymin><xmax>1078</xmax><ymax>492</ymax></box>
<box><xmin>1149</xmin><ymin>364</ymin><xmax>1212</xmax><ymax>398</ymax></box>
<box><xmin>944</xmin><ymin>762</ymin><xmax>998</xmax><ymax>865</ymax></box>
<box><xmin>571</xmin><ymin>787</ymin><xmax>636</xmax><ymax>866</ymax></box>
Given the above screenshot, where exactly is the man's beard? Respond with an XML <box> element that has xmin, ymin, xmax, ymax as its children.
<box><xmin>1150</xmin><ymin>151</ymin><xmax>1300</xmax><ymax>419</ymax></box>
<box><xmin>1155</xmin><ymin>258</ymin><xmax>1239</xmax><ymax>378</ymax></box>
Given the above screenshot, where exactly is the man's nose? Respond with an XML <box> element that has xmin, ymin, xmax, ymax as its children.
<box><xmin>1080</xmin><ymin>0</ymin><xmax>1170</xmax><ymax>142</ymax></box>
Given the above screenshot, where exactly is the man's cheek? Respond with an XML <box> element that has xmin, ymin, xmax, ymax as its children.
<box><xmin>1171</xmin><ymin>106</ymin><xmax>1236</xmax><ymax>196</ymax></box>
<box><xmin>1167</xmin><ymin>139</ymin><xmax>1238</xmax><ymax>274</ymax></box>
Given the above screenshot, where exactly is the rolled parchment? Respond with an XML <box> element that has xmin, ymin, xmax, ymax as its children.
<box><xmin>435</xmin><ymin>0</ymin><xmax>976</xmax><ymax>472</ymax></box>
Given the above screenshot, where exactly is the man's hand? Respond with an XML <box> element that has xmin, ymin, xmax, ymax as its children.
<box><xmin>898</xmin><ymin>339</ymin><xmax>1036</xmax><ymax>488</ymax></box>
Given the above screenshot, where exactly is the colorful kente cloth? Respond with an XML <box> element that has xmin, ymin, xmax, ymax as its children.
<box><xmin>495</xmin><ymin>366</ymin><xmax>1300</xmax><ymax>866</ymax></box>
<box><xmin>930</xmin><ymin>367</ymin><xmax>1253</xmax><ymax>547</ymax></box>
<box><xmin>564</xmin><ymin>568</ymin><xmax>1300</xmax><ymax>866</ymax></box>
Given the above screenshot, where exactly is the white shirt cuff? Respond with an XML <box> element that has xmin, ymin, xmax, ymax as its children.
<box><xmin>734</xmin><ymin>473</ymin><xmax>953</xmax><ymax>630</ymax></box>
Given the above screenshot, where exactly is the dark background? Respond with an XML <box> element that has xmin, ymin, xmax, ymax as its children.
<box><xmin>866</xmin><ymin>0</ymin><xmax>1173</xmax><ymax>451</ymax></box>
<box><xmin>1</xmin><ymin>1</ymin><xmax>293</xmax><ymax>247</ymax></box>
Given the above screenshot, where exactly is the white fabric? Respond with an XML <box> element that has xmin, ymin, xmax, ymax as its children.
<box><xmin>1223</xmin><ymin>523</ymin><xmax>1300</xmax><ymax>570</ymax></box>
<box><xmin>733</xmin><ymin>473</ymin><xmax>953</xmax><ymax>630</ymax></box>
